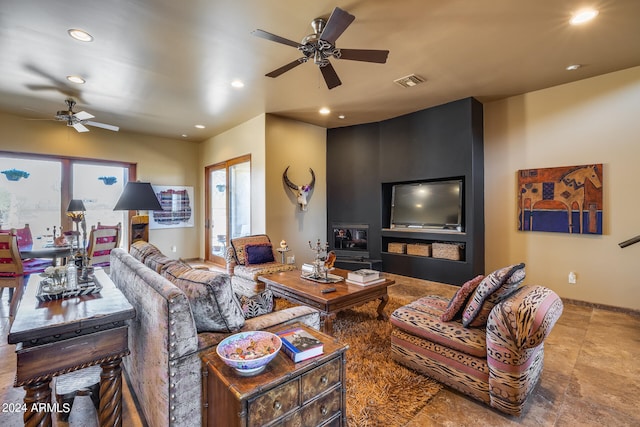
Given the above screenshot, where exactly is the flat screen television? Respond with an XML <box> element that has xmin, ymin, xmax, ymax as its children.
<box><xmin>390</xmin><ymin>179</ymin><xmax>463</xmax><ymax>230</ymax></box>
<box><xmin>331</xmin><ymin>223</ymin><xmax>369</xmax><ymax>259</ymax></box>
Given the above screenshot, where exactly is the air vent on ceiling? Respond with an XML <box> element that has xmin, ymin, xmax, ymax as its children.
<box><xmin>393</xmin><ymin>74</ymin><xmax>425</xmax><ymax>88</ymax></box>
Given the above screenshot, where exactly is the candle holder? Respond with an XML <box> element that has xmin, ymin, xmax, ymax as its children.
<box><xmin>308</xmin><ymin>239</ymin><xmax>329</xmax><ymax>280</ymax></box>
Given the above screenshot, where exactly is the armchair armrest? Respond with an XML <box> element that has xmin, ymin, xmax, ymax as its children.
<box><xmin>486</xmin><ymin>285</ymin><xmax>563</xmax><ymax>355</ymax></box>
<box><xmin>224</xmin><ymin>245</ymin><xmax>237</xmax><ymax>274</ymax></box>
<box><xmin>485</xmin><ymin>285</ymin><xmax>563</xmax><ymax>416</ymax></box>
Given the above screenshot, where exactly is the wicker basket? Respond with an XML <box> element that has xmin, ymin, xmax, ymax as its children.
<box><xmin>432</xmin><ymin>243</ymin><xmax>462</xmax><ymax>260</ymax></box>
<box><xmin>388</xmin><ymin>242</ymin><xmax>407</xmax><ymax>254</ymax></box>
<box><xmin>406</xmin><ymin>243</ymin><xmax>432</xmax><ymax>257</ymax></box>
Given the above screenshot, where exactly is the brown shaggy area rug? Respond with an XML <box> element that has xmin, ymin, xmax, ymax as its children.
<box><xmin>277</xmin><ymin>297</ymin><xmax>442</xmax><ymax>426</ymax></box>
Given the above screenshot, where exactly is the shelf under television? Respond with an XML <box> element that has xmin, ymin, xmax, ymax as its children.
<box><xmin>381</xmin><ymin>228</ymin><xmax>467</xmax><ymax>242</ymax></box>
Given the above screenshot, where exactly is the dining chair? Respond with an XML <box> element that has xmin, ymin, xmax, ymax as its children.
<box><xmin>87</xmin><ymin>222</ymin><xmax>121</xmax><ymax>271</ymax></box>
<box><xmin>0</xmin><ymin>231</ymin><xmax>24</xmax><ymax>319</ymax></box>
<box><xmin>9</xmin><ymin>223</ymin><xmax>54</xmax><ymax>274</ymax></box>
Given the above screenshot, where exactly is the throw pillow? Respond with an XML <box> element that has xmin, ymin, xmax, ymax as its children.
<box><xmin>462</xmin><ymin>263</ymin><xmax>526</xmax><ymax>327</ymax></box>
<box><xmin>162</xmin><ymin>268</ymin><xmax>245</xmax><ymax>333</ymax></box>
<box><xmin>231</xmin><ymin>235</ymin><xmax>272</xmax><ymax>265</ymax></box>
<box><xmin>244</xmin><ymin>243</ymin><xmax>275</xmax><ymax>265</ymax></box>
<box><xmin>236</xmin><ymin>289</ymin><xmax>274</xmax><ymax>319</ymax></box>
<box><xmin>440</xmin><ymin>275</ymin><xmax>484</xmax><ymax>322</ymax></box>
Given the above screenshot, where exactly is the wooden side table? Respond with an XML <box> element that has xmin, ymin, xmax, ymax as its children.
<box><xmin>202</xmin><ymin>323</ymin><xmax>348</xmax><ymax>427</ymax></box>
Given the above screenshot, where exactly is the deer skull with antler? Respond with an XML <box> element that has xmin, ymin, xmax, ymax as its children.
<box><xmin>283</xmin><ymin>166</ymin><xmax>315</xmax><ymax>211</ymax></box>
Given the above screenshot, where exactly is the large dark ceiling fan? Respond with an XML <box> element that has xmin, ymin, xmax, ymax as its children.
<box><xmin>252</xmin><ymin>7</ymin><xmax>389</xmax><ymax>89</ymax></box>
<box><xmin>54</xmin><ymin>98</ymin><xmax>119</xmax><ymax>133</ymax></box>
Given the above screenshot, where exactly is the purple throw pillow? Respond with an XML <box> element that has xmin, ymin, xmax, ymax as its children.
<box><xmin>244</xmin><ymin>243</ymin><xmax>275</xmax><ymax>265</ymax></box>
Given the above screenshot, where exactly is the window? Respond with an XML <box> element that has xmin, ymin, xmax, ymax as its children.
<box><xmin>0</xmin><ymin>152</ymin><xmax>134</xmax><ymax>243</ymax></box>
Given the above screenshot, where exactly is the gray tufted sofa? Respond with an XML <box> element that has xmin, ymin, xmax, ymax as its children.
<box><xmin>110</xmin><ymin>245</ymin><xmax>320</xmax><ymax>426</ymax></box>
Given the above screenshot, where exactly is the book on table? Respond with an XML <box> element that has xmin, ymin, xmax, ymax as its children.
<box><xmin>277</xmin><ymin>327</ymin><xmax>324</xmax><ymax>362</ymax></box>
<box><xmin>347</xmin><ymin>269</ymin><xmax>380</xmax><ymax>283</ymax></box>
<box><xmin>346</xmin><ymin>277</ymin><xmax>387</xmax><ymax>286</ymax></box>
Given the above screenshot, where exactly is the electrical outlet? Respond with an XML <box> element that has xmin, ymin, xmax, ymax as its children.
<box><xmin>171</xmin><ymin>245</ymin><xmax>177</xmax><ymax>253</ymax></box>
<box><xmin>568</xmin><ymin>272</ymin><xmax>577</xmax><ymax>284</ymax></box>
<box><xmin>287</xmin><ymin>256</ymin><xmax>295</xmax><ymax>264</ymax></box>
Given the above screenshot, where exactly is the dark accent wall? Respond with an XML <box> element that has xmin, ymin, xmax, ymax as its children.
<box><xmin>327</xmin><ymin>97</ymin><xmax>484</xmax><ymax>285</ymax></box>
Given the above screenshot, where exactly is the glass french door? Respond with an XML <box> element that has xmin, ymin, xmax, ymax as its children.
<box><xmin>205</xmin><ymin>155</ymin><xmax>251</xmax><ymax>265</ymax></box>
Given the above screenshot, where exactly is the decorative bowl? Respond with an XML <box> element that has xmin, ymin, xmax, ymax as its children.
<box><xmin>216</xmin><ymin>331</ymin><xmax>281</xmax><ymax>375</ymax></box>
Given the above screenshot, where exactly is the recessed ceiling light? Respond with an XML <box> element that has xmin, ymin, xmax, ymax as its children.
<box><xmin>66</xmin><ymin>75</ymin><xmax>85</xmax><ymax>84</ymax></box>
<box><xmin>194</xmin><ymin>124</ymin><xmax>205</xmax><ymax>129</ymax></box>
<box><xmin>67</xmin><ymin>29</ymin><xmax>94</xmax><ymax>42</ymax></box>
<box><xmin>338</xmin><ymin>115</ymin><xmax>345</xmax><ymax>119</ymax></box>
<box><xmin>181</xmin><ymin>134</ymin><xmax>188</xmax><ymax>138</ymax></box>
<box><xmin>570</xmin><ymin>9</ymin><xmax>599</xmax><ymax>25</ymax></box>
<box><xmin>319</xmin><ymin>107</ymin><xmax>331</xmax><ymax>115</ymax></box>
<box><xmin>231</xmin><ymin>80</ymin><xmax>244</xmax><ymax>88</ymax></box>
<box><xmin>566</xmin><ymin>64</ymin><xmax>582</xmax><ymax>71</ymax></box>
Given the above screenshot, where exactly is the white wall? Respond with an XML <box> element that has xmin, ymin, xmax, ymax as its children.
<box><xmin>484</xmin><ymin>66</ymin><xmax>640</xmax><ymax>310</ymax></box>
<box><xmin>0</xmin><ymin>112</ymin><xmax>201</xmax><ymax>258</ymax></box>
<box><xmin>265</xmin><ymin>115</ymin><xmax>327</xmax><ymax>267</ymax></box>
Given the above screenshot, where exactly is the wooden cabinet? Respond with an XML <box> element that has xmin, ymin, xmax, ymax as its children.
<box><xmin>202</xmin><ymin>324</ymin><xmax>348</xmax><ymax>427</ymax></box>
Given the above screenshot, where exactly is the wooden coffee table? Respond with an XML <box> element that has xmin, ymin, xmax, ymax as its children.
<box><xmin>258</xmin><ymin>268</ymin><xmax>394</xmax><ymax>333</ymax></box>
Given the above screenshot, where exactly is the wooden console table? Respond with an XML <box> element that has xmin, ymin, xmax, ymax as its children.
<box><xmin>8</xmin><ymin>268</ymin><xmax>135</xmax><ymax>427</ymax></box>
<box><xmin>202</xmin><ymin>323</ymin><xmax>348</xmax><ymax>427</ymax></box>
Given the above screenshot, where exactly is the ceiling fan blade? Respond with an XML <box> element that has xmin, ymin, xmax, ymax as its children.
<box><xmin>265</xmin><ymin>58</ymin><xmax>306</xmax><ymax>78</ymax></box>
<box><xmin>85</xmin><ymin>121</ymin><xmax>119</xmax><ymax>132</ymax></box>
<box><xmin>338</xmin><ymin>49</ymin><xmax>389</xmax><ymax>64</ymax></box>
<box><xmin>320</xmin><ymin>63</ymin><xmax>342</xmax><ymax>90</ymax></box>
<box><xmin>252</xmin><ymin>29</ymin><xmax>301</xmax><ymax>48</ymax></box>
<box><xmin>72</xmin><ymin>122</ymin><xmax>89</xmax><ymax>132</ymax></box>
<box><xmin>74</xmin><ymin>110</ymin><xmax>94</xmax><ymax>120</ymax></box>
<box><xmin>320</xmin><ymin>7</ymin><xmax>355</xmax><ymax>45</ymax></box>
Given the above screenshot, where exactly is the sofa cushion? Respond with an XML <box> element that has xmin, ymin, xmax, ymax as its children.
<box><xmin>236</xmin><ymin>289</ymin><xmax>274</xmax><ymax>319</ymax></box>
<box><xmin>162</xmin><ymin>267</ymin><xmax>245</xmax><ymax>333</ymax></box>
<box><xmin>245</xmin><ymin>243</ymin><xmax>275</xmax><ymax>265</ymax></box>
<box><xmin>462</xmin><ymin>263</ymin><xmax>525</xmax><ymax>327</ymax></box>
<box><xmin>440</xmin><ymin>275</ymin><xmax>484</xmax><ymax>322</ymax></box>
<box><xmin>231</xmin><ymin>235</ymin><xmax>271</xmax><ymax>265</ymax></box>
<box><xmin>391</xmin><ymin>295</ymin><xmax>487</xmax><ymax>358</ymax></box>
<box><xmin>130</xmin><ymin>241</ymin><xmax>162</xmax><ymax>263</ymax></box>
<box><xmin>160</xmin><ymin>259</ymin><xmax>193</xmax><ymax>279</ymax></box>
<box><xmin>144</xmin><ymin>253</ymin><xmax>176</xmax><ymax>273</ymax></box>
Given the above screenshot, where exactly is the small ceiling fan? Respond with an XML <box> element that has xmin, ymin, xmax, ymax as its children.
<box><xmin>252</xmin><ymin>7</ymin><xmax>389</xmax><ymax>89</ymax></box>
<box><xmin>55</xmin><ymin>98</ymin><xmax>119</xmax><ymax>133</ymax></box>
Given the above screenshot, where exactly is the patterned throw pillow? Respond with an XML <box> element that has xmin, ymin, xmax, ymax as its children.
<box><xmin>162</xmin><ymin>267</ymin><xmax>245</xmax><ymax>333</ymax></box>
<box><xmin>440</xmin><ymin>275</ymin><xmax>484</xmax><ymax>322</ymax></box>
<box><xmin>236</xmin><ymin>290</ymin><xmax>274</xmax><ymax>319</ymax></box>
<box><xmin>462</xmin><ymin>263</ymin><xmax>526</xmax><ymax>327</ymax></box>
<box><xmin>244</xmin><ymin>243</ymin><xmax>275</xmax><ymax>265</ymax></box>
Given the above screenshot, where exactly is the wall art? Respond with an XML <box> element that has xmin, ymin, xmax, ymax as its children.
<box><xmin>518</xmin><ymin>164</ymin><xmax>603</xmax><ymax>234</ymax></box>
<box><xmin>150</xmin><ymin>185</ymin><xmax>194</xmax><ymax>229</ymax></box>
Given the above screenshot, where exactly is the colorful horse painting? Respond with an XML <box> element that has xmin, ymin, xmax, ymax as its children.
<box><xmin>518</xmin><ymin>164</ymin><xmax>603</xmax><ymax>234</ymax></box>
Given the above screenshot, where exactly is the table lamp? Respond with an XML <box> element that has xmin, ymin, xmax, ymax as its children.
<box><xmin>66</xmin><ymin>199</ymin><xmax>86</xmax><ymax>248</ymax></box>
<box><xmin>113</xmin><ymin>181</ymin><xmax>162</xmax><ymax>244</ymax></box>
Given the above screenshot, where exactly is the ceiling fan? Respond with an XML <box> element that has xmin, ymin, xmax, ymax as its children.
<box><xmin>55</xmin><ymin>98</ymin><xmax>119</xmax><ymax>133</ymax></box>
<box><xmin>252</xmin><ymin>7</ymin><xmax>389</xmax><ymax>89</ymax></box>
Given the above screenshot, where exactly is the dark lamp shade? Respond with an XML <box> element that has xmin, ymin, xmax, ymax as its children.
<box><xmin>67</xmin><ymin>199</ymin><xmax>86</xmax><ymax>212</ymax></box>
<box><xmin>113</xmin><ymin>182</ymin><xmax>163</xmax><ymax>211</ymax></box>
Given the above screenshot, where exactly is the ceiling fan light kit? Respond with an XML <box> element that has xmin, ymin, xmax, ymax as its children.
<box><xmin>252</xmin><ymin>7</ymin><xmax>389</xmax><ymax>90</ymax></box>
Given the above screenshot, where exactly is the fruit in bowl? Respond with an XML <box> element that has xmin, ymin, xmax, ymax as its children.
<box><xmin>216</xmin><ymin>331</ymin><xmax>282</xmax><ymax>375</ymax></box>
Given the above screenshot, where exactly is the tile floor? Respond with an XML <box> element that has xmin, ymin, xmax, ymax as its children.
<box><xmin>1</xmin><ymin>271</ymin><xmax>639</xmax><ymax>426</ymax></box>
